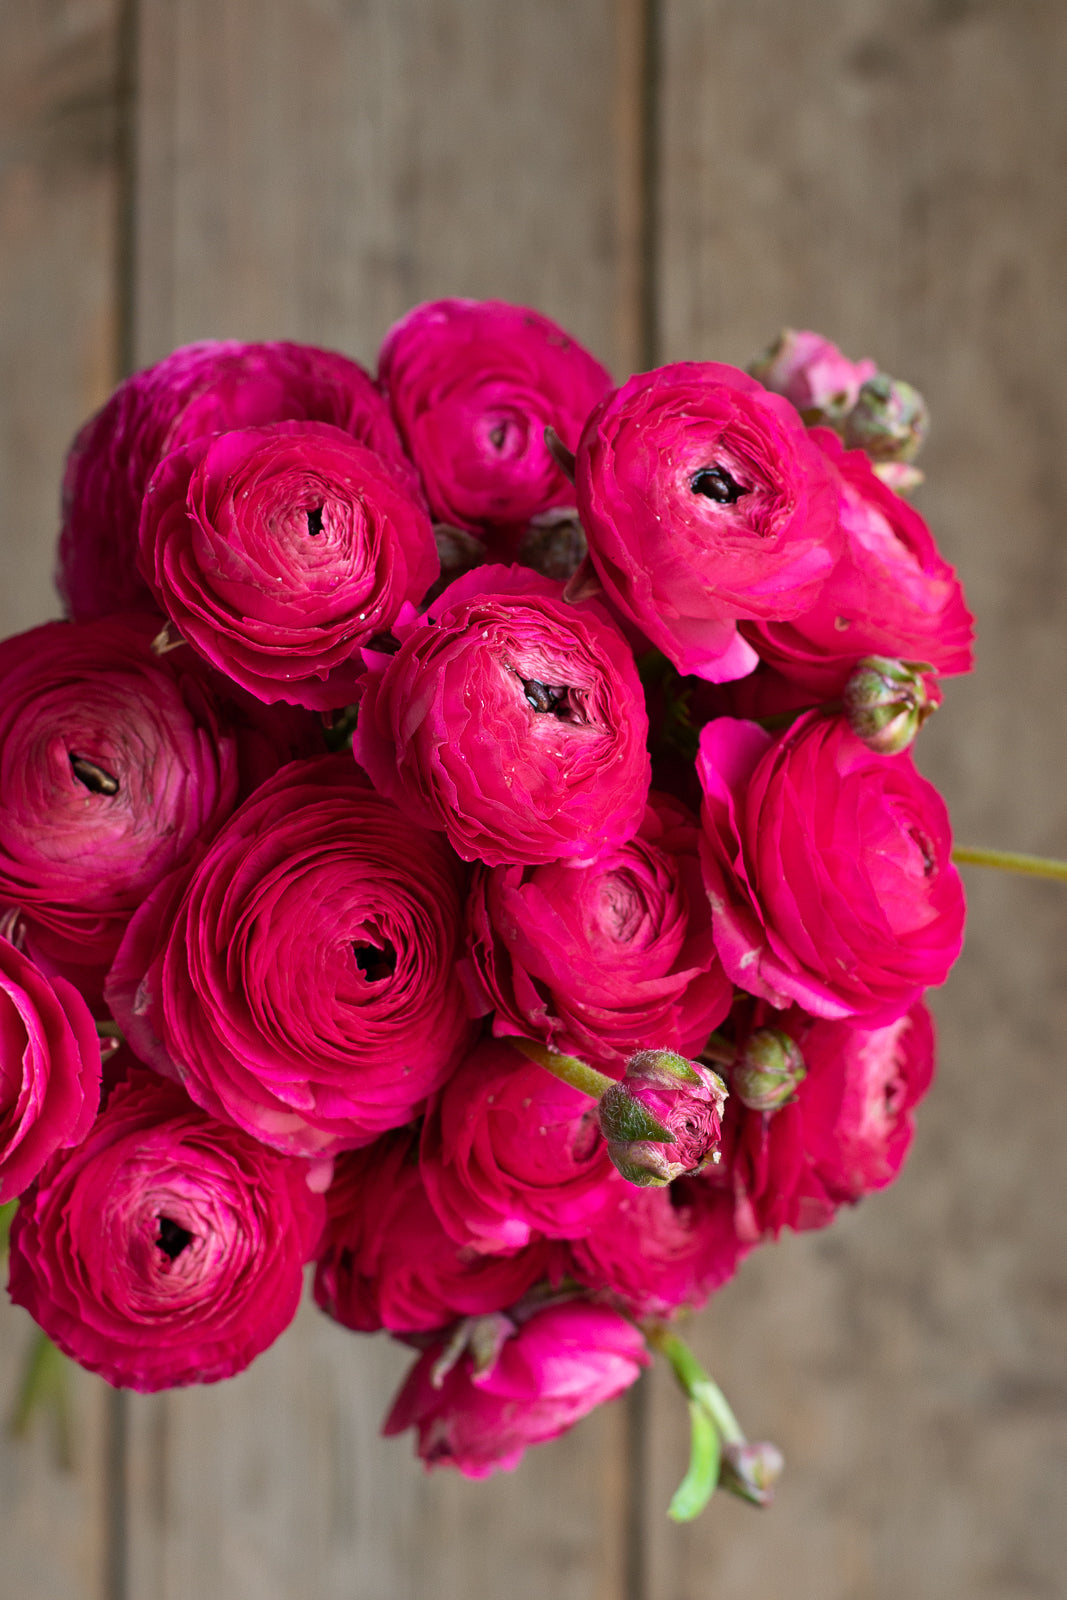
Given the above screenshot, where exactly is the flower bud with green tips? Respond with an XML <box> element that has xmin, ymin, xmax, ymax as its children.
<box><xmin>720</xmin><ymin>1440</ymin><xmax>785</xmax><ymax>1507</ymax></box>
<box><xmin>844</xmin><ymin>656</ymin><xmax>936</xmax><ymax>755</ymax></box>
<box><xmin>732</xmin><ymin>1029</ymin><xmax>806</xmax><ymax>1113</ymax></box>
<box><xmin>597</xmin><ymin>1048</ymin><xmax>727</xmax><ymax>1187</ymax></box>
<box><xmin>844</xmin><ymin>373</ymin><xmax>929</xmax><ymax>463</ymax></box>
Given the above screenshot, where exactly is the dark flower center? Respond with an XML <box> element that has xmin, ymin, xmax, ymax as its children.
<box><xmin>156</xmin><ymin>1216</ymin><xmax>193</xmax><ymax>1261</ymax></box>
<box><xmin>488</xmin><ymin>423</ymin><xmax>508</xmax><ymax>449</ymax></box>
<box><xmin>352</xmin><ymin>941</ymin><xmax>397</xmax><ymax>982</ymax></box>
<box><xmin>521</xmin><ymin>676</ymin><xmax>570</xmax><ymax>716</ymax></box>
<box><xmin>306</xmin><ymin>505</ymin><xmax>325</xmax><ymax>537</ymax></box>
<box><xmin>690</xmin><ymin>465</ymin><xmax>748</xmax><ymax>505</ymax></box>
<box><xmin>69</xmin><ymin>753</ymin><xmax>119</xmax><ymax>796</ymax></box>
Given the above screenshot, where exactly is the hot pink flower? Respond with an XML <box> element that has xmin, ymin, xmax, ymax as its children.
<box><xmin>314</xmin><ymin>1132</ymin><xmax>556</xmax><ymax>1334</ymax></box>
<box><xmin>106</xmin><ymin>756</ymin><xmax>476</xmax><ymax>1156</ymax></box>
<box><xmin>382</xmin><ymin>1299</ymin><xmax>649</xmax><ymax>1477</ymax></box>
<box><xmin>697</xmin><ymin>713</ymin><xmax>965</xmax><ymax>1023</ymax></box>
<box><xmin>419</xmin><ymin>1038</ymin><xmax>615</xmax><ymax>1253</ymax></box>
<box><xmin>58</xmin><ymin>339</ymin><xmax>416</xmax><ymax>622</ymax></box>
<box><xmin>464</xmin><ymin>792</ymin><xmax>731</xmax><ymax>1067</ymax></box>
<box><xmin>377</xmin><ymin>299</ymin><xmax>612</xmax><ymax>533</ymax></box>
<box><xmin>0</xmin><ymin>935</ymin><xmax>100</xmax><ymax>1202</ymax></box>
<box><xmin>353</xmin><ymin>565</ymin><xmax>650</xmax><ymax>866</ymax></box>
<box><xmin>137</xmin><ymin>422</ymin><xmax>437</xmax><ymax>708</ymax></box>
<box><xmin>7</xmin><ymin>1070</ymin><xmax>325</xmax><ymax>1391</ymax></box>
<box><xmin>575</xmin><ymin>363</ymin><xmax>842</xmax><ymax>681</ymax></box>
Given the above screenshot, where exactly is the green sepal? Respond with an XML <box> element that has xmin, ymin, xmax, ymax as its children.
<box><xmin>597</xmin><ymin>1084</ymin><xmax>673</xmax><ymax>1144</ymax></box>
<box><xmin>668</xmin><ymin>1399</ymin><xmax>721</xmax><ymax>1522</ymax></box>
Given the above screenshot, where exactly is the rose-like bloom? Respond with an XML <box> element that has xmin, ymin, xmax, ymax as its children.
<box><xmin>58</xmin><ymin>339</ymin><xmax>417</xmax><ymax>621</ymax></box>
<box><xmin>314</xmin><ymin>1131</ymin><xmax>556</xmax><ymax>1333</ymax></box>
<box><xmin>741</xmin><ymin>431</ymin><xmax>974</xmax><ymax>695</ymax></box>
<box><xmin>719</xmin><ymin>1002</ymin><xmax>935</xmax><ymax>1239</ymax></box>
<box><xmin>0</xmin><ymin>617</ymin><xmax>243</xmax><ymax>993</ymax></box>
<box><xmin>575</xmin><ymin>363</ymin><xmax>842</xmax><ymax>682</ymax></box>
<box><xmin>597</xmin><ymin>1048</ymin><xmax>727</xmax><ymax>1186</ymax></box>
<box><xmin>353</xmin><ymin>565</ymin><xmax>650</xmax><ymax>866</ymax></box>
<box><xmin>698</xmin><ymin>713</ymin><xmax>965</xmax><ymax>1023</ymax></box>
<box><xmin>0</xmin><ymin>935</ymin><xmax>100</xmax><ymax>1201</ymax></box>
<box><xmin>377</xmin><ymin>299</ymin><xmax>612</xmax><ymax>533</ymax></box>
<box><xmin>464</xmin><ymin>793</ymin><xmax>732</xmax><ymax>1067</ymax></box>
<box><xmin>7</xmin><ymin>1070</ymin><xmax>325</xmax><ymax>1390</ymax></box>
<box><xmin>382</xmin><ymin>1299</ymin><xmax>649</xmax><ymax>1477</ymax></box>
<box><xmin>749</xmin><ymin>329</ymin><xmax>877</xmax><ymax>426</ymax></box>
<box><xmin>419</xmin><ymin>1038</ymin><xmax>615</xmax><ymax>1253</ymax></box>
<box><xmin>567</xmin><ymin>1175</ymin><xmax>747</xmax><ymax>1318</ymax></box>
<box><xmin>106</xmin><ymin>756</ymin><xmax>476</xmax><ymax>1156</ymax></box>
<box><xmin>137</xmin><ymin>422</ymin><xmax>438</xmax><ymax>708</ymax></box>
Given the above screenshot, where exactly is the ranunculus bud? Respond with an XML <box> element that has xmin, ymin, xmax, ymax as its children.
<box><xmin>732</xmin><ymin>1029</ymin><xmax>806</xmax><ymax>1113</ymax></box>
<box><xmin>515</xmin><ymin>508</ymin><xmax>588</xmax><ymax>581</ymax></box>
<box><xmin>844</xmin><ymin>375</ymin><xmax>929</xmax><ymax>463</ymax></box>
<box><xmin>597</xmin><ymin>1048</ymin><xmax>727</xmax><ymax>1187</ymax></box>
<box><xmin>843</xmin><ymin>656</ymin><xmax>935</xmax><ymax>755</ymax></box>
<box><xmin>749</xmin><ymin>329</ymin><xmax>876</xmax><ymax>427</ymax></box>
<box><xmin>720</xmin><ymin>1440</ymin><xmax>785</xmax><ymax>1506</ymax></box>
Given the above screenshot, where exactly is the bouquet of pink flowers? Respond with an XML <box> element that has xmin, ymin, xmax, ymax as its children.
<box><xmin>0</xmin><ymin>303</ymin><xmax>977</xmax><ymax>1517</ymax></box>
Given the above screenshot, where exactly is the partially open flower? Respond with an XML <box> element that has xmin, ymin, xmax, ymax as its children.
<box><xmin>597</xmin><ymin>1048</ymin><xmax>727</xmax><ymax>1187</ymax></box>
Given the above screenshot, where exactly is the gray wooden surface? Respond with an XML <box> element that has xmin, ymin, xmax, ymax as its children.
<box><xmin>1</xmin><ymin>2</ymin><xmax>1065</xmax><ymax>1597</ymax></box>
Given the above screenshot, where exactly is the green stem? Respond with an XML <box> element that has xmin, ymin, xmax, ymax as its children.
<box><xmin>952</xmin><ymin>845</ymin><xmax>1067</xmax><ymax>883</ymax></box>
<box><xmin>699</xmin><ymin>1030</ymin><xmax>736</xmax><ymax>1068</ymax></box>
<box><xmin>511</xmin><ymin>1037</ymin><xmax>617</xmax><ymax>1101</ymax></box>
<box><xmin>10</xmin><ymin>1331</ymin><xmax>73</xmax><ymax>1471</ymax></box>
<box><xmin>645</xmin><ymin>1323</ymin><xmax>744</xmax><ymax>1445</ymax></box>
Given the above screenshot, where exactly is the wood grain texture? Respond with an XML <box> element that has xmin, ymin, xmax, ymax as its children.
<box><xmin>125</xmin><ymin>3</ymin><xmax>635</xmax><ymax>1596</ymax></box>
<box><xmin>649</xmin><ymin>3</ymin><xmax>1067</xmax><ymax>1596</ymax></box>
<box><xmin>0</xmin><ymin>4</ymin><xmax>121</xmax><ymax>1596</ymax></box>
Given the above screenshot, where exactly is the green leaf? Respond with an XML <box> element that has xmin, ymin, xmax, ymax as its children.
<box><xmin>668</xmin><ymin>1399</ymin><xmax>721</xmax><ymax>1522</ymax></box>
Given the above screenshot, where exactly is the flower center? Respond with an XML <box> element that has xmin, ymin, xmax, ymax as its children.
<box><xmin>520</xmin><ymin>676</ymin><xmax>571</xmax><ymax>717</ymax></box>
<box><xmin>690</xmin><ymin>465</ymin><xmax>748</xmax><ymax>505</ymax></box>
<box><xmin>352</xmin><ymin>941</ymin><xmax>397</xmax><ymax>982</ymax></box>
<box><xmin>306</xmin><ymin>505</ymin><xmax>325</xmax><ymax>537</ymax></box>
<box><xmin>156</xmin><ymin>1215</ymin><xmax>193</xmax><ymax>1262</ymax></box>
<box><xmin>69</xmin><ymin>753</ymin><xmax>119</xmax><ymax>795</ymax></box>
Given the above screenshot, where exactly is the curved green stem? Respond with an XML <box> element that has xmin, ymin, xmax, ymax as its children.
<box><xmin>511</xmin><ymin>1037</ymin><xmax>617</xmax><ymax>1100</ymax></box>
<box><xmin>645</xmin><ymin>1323</ymin><xmax>744</xmax><ymax>1445</ymax></box>
<box><xmin>952</xmin><ymin>845</ymin><xmax>1067</xmax><ymax>883</ymax></box>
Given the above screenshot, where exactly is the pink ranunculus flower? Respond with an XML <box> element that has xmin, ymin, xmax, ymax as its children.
<box><xmin>377</xmin><ymin>299</ymin><xmax>612</xmax><ymax>534</ymax></box>
<box><xmin>0</xmin><ymin>935</ymin><xmax>100</xmax><ymax>1202</ymax></box>
<box><xmin>719</xmin><ymin>1001</ymin><xmax>936</xmax><ymax>1240</ymax></box>
<box><xmin>353</xmin><ymin>564</ymin><xmax>650</xmax><ymax>867</ymax></box>
<box><xmin>7</xmin><ymin>1070</ymin><xmax>325</xmax><ymax>1391</ymax></box>
<box><xmin>105</xmin><ymin>756</ymin><xmax>477</xmax><ymax>1157</ymax></box>
<box><xmin>567</xmin><ymin>1174</ymin><xmax>748</xmax><ymax>1318</ymax></box>
<box><xmin>697</xmin><ymin>713</ymin><xmax>965</xmax><ymax>1023</ymax></box>
<box><xmin>382</xmin><ymin>1299</ymin><xmax>650</xmax><ymax>1477</ymax></box>
<box><xmin>0</xmin><ymin>617</ymin><xmax>243</xmax><ymax>995</ymax></box>
<box><xmin>464</xmin><ymin>792</ymin><xmax>732</xmax><ymax>1068</ymax></box>
<box><xmin>749</xmin><ymin>329</ymin><xmax>877</xmax><ymax>426</ymax></box>
<box><xmin>58</xmin><ymin>339</ymin><xmax>417</xmax><ymax>622</ymax></box>
<box><xmin>575</xmin><ymin>363</ymin><xmax>843</xmax><ymax>682</ymax></box>
<box><xmin>313</xmin><ymin>1131</ymin><xmax>557</xmax><ymax>1334</ymax></box>
<box><xmin>137</xmin><ymin>422</ymin><xmax>438</xmax><ymax>709</ymax></box>
<box><xmin>741</xmin><ymin>430</ymin><xmax>974</xmax><ymax>695</ymax></box>
<box><xmin>419</xmin><ymin>1038</ymin><xmax>615</xmax><ymax>1254</ymax></box>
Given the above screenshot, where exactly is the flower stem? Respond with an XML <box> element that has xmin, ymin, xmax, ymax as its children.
<box><xmin>645</xmin><ymin>1323</ymin><xmax>744</xmax><ymax>1445</ymax></box>
<box><xmin>511</xmin><ymin>1037</ymin><xmax>617</xmax><ymax>1100</ymax></box>
<box><xmin>952</xmin><ymin>845</ymin><xmax>1067</xmax><ymax>882</ymax></box>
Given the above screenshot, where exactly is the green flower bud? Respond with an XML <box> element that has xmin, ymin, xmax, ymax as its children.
<box><xmin>720</xmin><ymin>1441</ymin><xmax>785</xmax><ymax>1507</ymax></box>
<box><xmin>844</xmin><ymin>374</ymin><xmax>929</xmax><ymax>463</ymax></box>
<box><xmin>843</xmin><ymin>656</ymin><xmax>936</xmax><ymax>755</ymax></box>
<box><xmin>598</xmin><ymin>1048</ymin><xmax>727</xmax><ymax>1189</ymax></box>
<box><xmin>732</xmin><ymin>1029</ymin><xmax>806</xmax><ymax>1113</ymax></box>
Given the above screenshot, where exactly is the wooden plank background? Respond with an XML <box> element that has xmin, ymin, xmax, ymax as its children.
<box><xmin>2</xmin><ymin>2</ymin><xmax>1066</xmax><ymax>1596</ymax></box>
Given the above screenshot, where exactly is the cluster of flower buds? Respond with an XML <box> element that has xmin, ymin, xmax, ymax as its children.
<box><xmin>0</xmin><ymin>303</ymin><xmax>970</xmax><ymax>1509</ymax></box>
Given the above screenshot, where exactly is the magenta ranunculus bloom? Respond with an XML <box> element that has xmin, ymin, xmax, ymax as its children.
<box><xmin>377</xmin><ymin>299</ymin><xmax>612</xmax><ymax>533</ymax></box>
<box><xmin>0</xmin><ymin>935</ymin><xmax>100</xmax><ymax>1202</ymax></box>
<box><xmin>106</xmin><ymin>756</ymin><xmax>477</xmax><ymax>1157</ymax></box>
<box><xmin>0</xmin><ymin>617</ymin><xmax>244</xmax><ymax>993</ymax></box>
<box><xmin>137</xmin><ymin>422</ymin><xmax>438</xmax><ymax>708</ymax></box>
<box><xmin>353</xmin><ymin>565</ymin><xmax>650</xmax><ymax>866</ymax></box>
<box><xmin>567</xmin><ymin>1174</ymin><xmax>747</xmax><ymax>1318</ymax></box>
<box><xmin>750</xmin><ymin>329</ymin><xmax>877</xmax><ymax>425</ymax></box>
<box><xmin>58</xmin><ymin>339</ymin><xmax>417</xmax><ymax>622</ymax></box>
<box><xmin>7</xmin><ymin>1070</ymin><xmax>325</xmax><ymax>1391</ymax></box>
<box><xmin>575</xmin><ymin>362</ymin><xmax>843</xmax><ymax>682</ymax></box>
<box><xmin>697</xmin><ymin>713</ymin><xmax>965</xmax><ymax>1023</ymax></box>
<box><xmin>464</xmin><ymin>792</ymin><xmax>732</xmax><ymax>1068</ymax></box>
<box><xmin>382</xmin><ymin>1299</ymin><xmax>649</xmax><ymax>1477</ymax></box>
<box><xmin>313</xmin><ymin>1131</ymin><xmax>557</xmax><ymax>1334</ymax></box>
<box><xmin>741</xmin><ymin>430</ymin><xmax>975</xmax><ymax>694</ymax></box>
<box><xmin>720</xmin><ymin>1001</ymin><xmax>936</xmax><ymax>1240</ymax></box>
<box><xmin>419</xmin><ymin>1038</ymin><xmax>615</xmax><ymax>1253</ymax></box>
